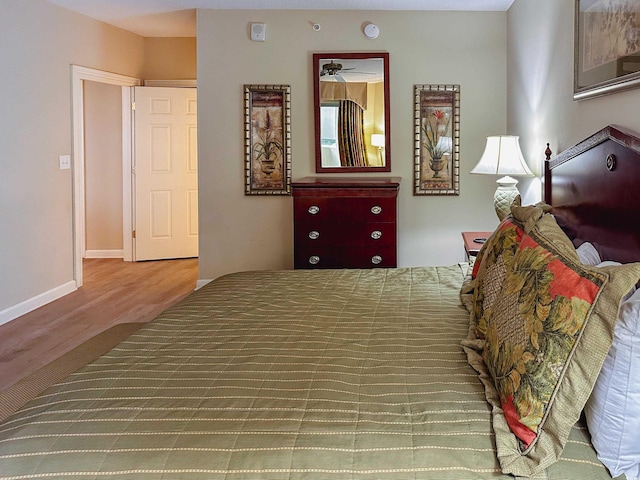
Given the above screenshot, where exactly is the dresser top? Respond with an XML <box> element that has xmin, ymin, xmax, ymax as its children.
<box><xmin>292</xmin><ymin>177</ymin><xmax>401</xmax><ymax>189</ymax></box>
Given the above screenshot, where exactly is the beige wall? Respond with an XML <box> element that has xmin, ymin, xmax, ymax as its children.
<box><xmin>5</xmin><ymin>0</ymin><xmax>638</xmax><ymax>326</ymax></box>
<box><xmin>508</xmin><ymin>0</ymin><xmax>640</xmax><ymax>204</ymax></box>
<box><xmin>143</xmin><ymin>37</ymin><xmax>197</xmax><ymax>80</ymax></box>
<box><xmin>0</xmin><ymin>0</ymin><xmax>144</xmax><ymax>315</ymax></box>
<box><xmin>84</xmin><ymin>81</ymin><xmax>123</xmax><ymax>253</ymax></box>
<box><xmin>0</xmin><ymin>3</ymin><xmax>507</xmax><ymax>318</ymax></box>
<box><xmin>196</xmin><ymin>9</ymin><xmax>507</xmax><ymax>282</ymax></box>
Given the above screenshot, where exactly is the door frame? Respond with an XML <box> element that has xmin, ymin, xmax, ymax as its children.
<box><xmin>71</xmin><ymin>65</ymin><xmax>141</xmax><ymax>287</ymax></box>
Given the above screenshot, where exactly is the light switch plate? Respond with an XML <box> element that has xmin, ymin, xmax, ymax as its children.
<box><xmin>59</xmin><ymin>155</ymin><xmax>71</xmax><ymax>170</ymax></box>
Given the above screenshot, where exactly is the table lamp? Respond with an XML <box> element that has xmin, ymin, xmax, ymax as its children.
<box><xmin>371</xmin><ymin>133</ymin><xmax>385</xmax><ymax>164</ymax></box>
<box><xmin>470</xmin><ymin>135</ymin><xmax>534</xmax><ymax>221</ymax></box>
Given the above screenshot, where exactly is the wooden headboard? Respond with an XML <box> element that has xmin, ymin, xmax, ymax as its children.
<box><xmin>544</xmin><ymin>125</ymin><xmax>640</xmax><ymax>263</ymax></box>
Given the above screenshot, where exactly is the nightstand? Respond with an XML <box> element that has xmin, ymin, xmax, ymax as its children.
<box><xmin>461</xmin><ymin>231</ymin><xmax>493</xmax><ymax>260</ymax></box>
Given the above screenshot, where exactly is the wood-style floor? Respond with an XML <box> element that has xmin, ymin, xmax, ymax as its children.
<box><xmin>0</xmin><ymin>258</ymin><xmax>198</xmax><ymax>393</ymax></box>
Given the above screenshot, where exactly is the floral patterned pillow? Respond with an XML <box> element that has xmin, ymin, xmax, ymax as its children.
<box><xmin>470</xmin><ymin>218</ymin><xmax>525</xmax><ymax>340</ymax></box>
<box><xmin>463</xmin><ymin>204</ymin><xmax>640</xmax><ymax>476</ymax></box>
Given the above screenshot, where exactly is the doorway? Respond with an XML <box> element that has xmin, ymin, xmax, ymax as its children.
<box><xmin>71</xmin><ymin>66</ymin><xmax>140</xmax><ymax>287</ymax></box>
<box><xmin>71</xmin><ymin>66</ymin><xmax>198</xmax><ymax>288</ymax></box>
<box><xmin>84</xmin><ymin>81</ymin><xmax>124</xmax><ymax>259</ymax></box>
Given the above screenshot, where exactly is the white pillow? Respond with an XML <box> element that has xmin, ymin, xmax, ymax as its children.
<box><xmin>585</xmin><ymin>287</ymin><xmax>640</xmax><ymax>479</ymax></box>
<box><xmin>597</xmin><ymin>261</ymin><xmax>620</xmax><ymax>267</ymax></box>
<box><xmin>576</xmin><ymin>241</ymin><xmax>602</xmax><ymax>266</ymax></box>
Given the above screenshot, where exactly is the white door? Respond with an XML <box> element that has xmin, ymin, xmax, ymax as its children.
<box><xmin>133</xmin><ymin>86</ymin><xmax>198</xmax><ymax>261</ymax></box>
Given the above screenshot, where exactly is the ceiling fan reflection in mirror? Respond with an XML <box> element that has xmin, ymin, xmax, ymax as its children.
<box><xmin>320</xmin><ymin>60</ymin><xmax>376</xmax><ymax>82</ymax></box>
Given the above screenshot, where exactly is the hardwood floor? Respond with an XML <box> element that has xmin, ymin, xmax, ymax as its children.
<box><xmin>0</xmin><ymin>258</ymin><xmax>198</xmax><ymax>393</ymax></box>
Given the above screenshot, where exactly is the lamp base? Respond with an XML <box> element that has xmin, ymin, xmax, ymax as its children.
<box><xmin>494</xmin><ymin>175</ymin><xmax>521</xmax><ymax>221</ymax></box>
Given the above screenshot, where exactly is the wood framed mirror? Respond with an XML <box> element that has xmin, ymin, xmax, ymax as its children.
<box><xmin>313</xmin><ymin>52</ymin><xmax>391</xmax><ymax>173</ymax></box>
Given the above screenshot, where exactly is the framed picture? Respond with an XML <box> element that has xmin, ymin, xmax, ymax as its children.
<box><xmin>244</xmin><ymin>84</ymin><xmax>291</xmax><ymax>195</ymax></box>
<box><xmin>414</xmin><ymin>84</ymin><xmax>460</xmax><ymax>196</ymax></box>
<box><xmin>574</xmin><ymin>0</ymin><xmax>640</xmax><ymax>100</ymax></box>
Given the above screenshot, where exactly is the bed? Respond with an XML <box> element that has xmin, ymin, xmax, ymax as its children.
<box><xmin>0</xmin><ymin>125</ymin><xmax>639</xmax><ymax>479</ymax></box>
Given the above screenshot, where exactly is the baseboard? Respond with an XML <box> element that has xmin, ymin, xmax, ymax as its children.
<box><xmin>196</xmin><ymin>279</ymin><xmax>212</xmax><ymax>290</ymax></box>
<box><xmin>0</xmin><ymin>280</ymin><xmax>77</xmax><ymax>327</ymax></box>
<box><xmin>84</xmin><ymin>250</ymin><xmax>124</xmax><ymax>259</ymax></box>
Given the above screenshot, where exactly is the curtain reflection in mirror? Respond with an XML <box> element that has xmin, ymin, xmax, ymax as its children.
<box><xmin>321</xmin><ymin>82</ymin><xmax>369</xmax><ymax>167</ymax></box>
<box><xmin>338</xmin><ymin>100</ymin><xmax>368</xmax><ymax>167</ymax></box>
<box><xmin>321</xmin><ymin>85</ymin><xmax>388</xmax><ymax>167</ymax></box>
<box><xmin>320</xmin><ymin>101</ymin><xmax>369</xmax><ymax>167</ymax></box>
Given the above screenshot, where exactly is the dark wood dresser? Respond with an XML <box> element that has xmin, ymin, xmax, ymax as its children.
<box><xmin>291</xmin><ymin>177</ymin><xmax>401</xmax><ymax>269</ymax></box>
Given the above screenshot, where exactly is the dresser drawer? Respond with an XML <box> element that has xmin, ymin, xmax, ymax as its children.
<box><xmin>291</xmin><ymin>177</ymin><xmax>400</xmax><ymax>270</ymax></box>
<box><xmin>295</xmin><ymin>246</ymin><xmax>396</xmax><ymax>269</ymax></box>
<box><xmin>295</xmin><ymin>222</ymin><xmax>395</xmax><ymax>248</ymax></box>
<box><xmin>294</xmin><ymin>197</ymin><xmax>396</xmax><ymax>223</ymax></box>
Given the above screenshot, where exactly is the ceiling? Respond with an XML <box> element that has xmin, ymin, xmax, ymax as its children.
<box><xmin>46</xmin><ymin>0</ymin><xmax>515</xmax><ymax>37</ymax></box>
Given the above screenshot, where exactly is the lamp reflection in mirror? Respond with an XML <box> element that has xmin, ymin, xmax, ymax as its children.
<box><xmin>371</xmin><ymin>134</ymin><xmax>385</xmax><ymax>165</ymax></box>
<box><xmin>470</xmin><ymin>136</ymin><xmax>534</xmax><ymax>220</ymax></box>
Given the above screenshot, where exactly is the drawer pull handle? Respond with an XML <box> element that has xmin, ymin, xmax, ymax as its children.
<box><xmin>309</xmin><ymin>255</ymin><xmax>320</xmax><ymax>265</ymax></box>
<box><xmin>308</xmin><ymin>205</ymin><xmax>320</xmax><ymax>215</ymax></box>
<box><xmin>308</xmin><ymin>231</ymin><xmax>320</xmax><ymax>240</ymax></box>
<box><xmin>371</xmin><ymin>205</ymin><xmax>382</xmax><ymax>215</ymax></box>
<box><xmin>371</xmin><ymin>230</ymin><xmax>382</xmax><ymax>240</ymax></box>
<box><xmin>371</xmin><ymin>255</ymin><xmax>383</xmax><ymax>265</ymax></box>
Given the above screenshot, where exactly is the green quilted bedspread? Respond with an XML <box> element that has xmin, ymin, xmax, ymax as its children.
<box><xmin>0</xmin><ymin>266</ymin><xmax>616</xmax><ymax>479</ymax></box>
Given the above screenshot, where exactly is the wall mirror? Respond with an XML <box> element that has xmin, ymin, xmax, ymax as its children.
<box><xmin>313</xmin><ymin>52</ymin><xmax>391</xmax><ymax>173</ymax></box>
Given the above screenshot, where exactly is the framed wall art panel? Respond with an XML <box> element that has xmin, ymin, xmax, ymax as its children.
<box><xmin>574</xmin><ymin>0</ymin><xmax>640</xmax><ymax>100</ymax></box>
<box><xmin>244</xmin><ymin>84</ymin><xmax>291</xmax><ymax>195</ymax></box>
<box><xmin>414</xmin><ymin>84</ymin><xmax>460</xmax><ymax>196</ymax></box>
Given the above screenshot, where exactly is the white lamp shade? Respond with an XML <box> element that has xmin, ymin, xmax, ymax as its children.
<box><xmin>371</xmin><ymin>134</ymin><xmax>385</xmax><ymax>148</ymax></box>
<box><xmin>470</xmin><ymin>136</ymin><xmax>533</xmax><ymax>177</ymax></box>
